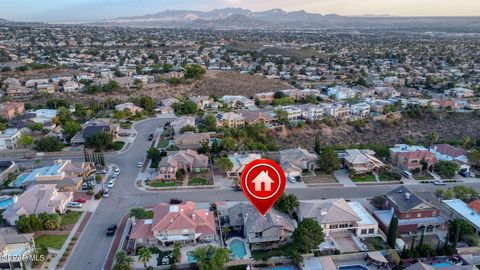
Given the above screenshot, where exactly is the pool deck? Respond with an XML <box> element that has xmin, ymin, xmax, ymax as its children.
<box><xmin>226</xmin><ymin>237</ymin><xmax>251</xmax><ymax>260</ymax></box>
<box><xmin>337</xmin><ymin>260</ymin><xmax>373</xmax><ymax>270</ymax></box>
<box><xmin>180</xmin><ymin>242</ymin><xmax>221</xmax><ymax>263</ymax></box>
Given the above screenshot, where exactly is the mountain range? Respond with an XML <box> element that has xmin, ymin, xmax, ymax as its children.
<box><xmin>88</xmin><ymin>8</ymin><xmax>480</xmax><ymax>32</ymax></box>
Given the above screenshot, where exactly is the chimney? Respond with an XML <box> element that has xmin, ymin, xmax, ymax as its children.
<box><xmin>405</xmin><ymin>192</ymin><xmax>411</xmax><ymax>200</ymax></box>
<box><xmin>131</xmin><ymin>216</ymin><xmax>136</xmax><ymax>225</ymax></box>
<box><xmin>192</xmin><ymin>213</ymin><xmax>196</xmax><ymax>220</ymax></box>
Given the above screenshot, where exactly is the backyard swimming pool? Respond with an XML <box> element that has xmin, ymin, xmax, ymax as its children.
<box><xmin>228</xmin><ymin>239</ymin><xmax>247</xmax><ymax>259</ymax></box>
<box><xmin>0</xmin><ymin>197</ymin><xmax>13</xmax><ymax>209</ymax></box>
<box><xmin>339</xmin><ymin>265</ymin><xmax>369</xmax><ymax>270</ymax></box>
<box><xmin>432</xmin><ymin>262</ymin><xmax>453</xmax><ymax>267</ymax></box>
<box><xmin>187</xmin><ymin>251</ymin><xmax>196</xmax><ymax>263</ymax></box>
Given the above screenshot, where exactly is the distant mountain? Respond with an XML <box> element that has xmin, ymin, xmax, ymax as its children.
<box><xmin>90</xmin><ymin>8</ymin><xmax>480</xmax><ymax>32</ymax></box>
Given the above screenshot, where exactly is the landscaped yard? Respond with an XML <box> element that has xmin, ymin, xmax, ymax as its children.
<box><xmin>188</xmin><ymin>178</ymin><xmax>209</xmax><ymax>186</ymax></box>
<box><xmin>251</xmin><ymin>243</ymin><xmax>297</xmax><ymax>261</ymax></box>
<box><xmin>365</xmin><ymin>236</ymin><xmax>389</xmax><ymax>251</ymax></box>
<box><xmin>351</xmin><ymin>173</ymin><xmax>376</xmax><ymax>182</ymax></box>
<box><xmin>303</xmin><ymin>173</ymin><xmax>337</xmax><ymax>184</ymax></box>
<box><xmin>35</xmin><ymin>234</ymin><xmax>68</xmax><ymax>249</ymax></box>
<box><xmin>60</xmin><ymin>210</ymin><xmax>82</xmax><ymax>226</ymax></box>
<box><xmin>157</xmin><ymin>140</ymin><xmax>170</xmax><ymax>149</ymax></box>
<box><xmin>146</xmin><ymin>180</ymin><xmax>183</xmax><ymax>187</ymax></box>
<box><xmin>414</xmin><ymin>172</ymin><xmax>434</xmax><ymax>180</ymax></box>
<box><xmin>378</xmin><ymin>170</ymin><xmax>402</xmax><ymax>181</ymax></box>
<box><xmin>111</xmin><ymin>141</ymin><xmax>125</xmax><ymax>151</ymax></box>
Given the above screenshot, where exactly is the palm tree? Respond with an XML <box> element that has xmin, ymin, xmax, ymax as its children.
<box><xmin>428</xmin><ymin>131</ymin><xmax>439</xmax><ymax>146</ymax></box>
<box><xmin>113</xmin><ymin>251</ymin><xmax>133</xmax><ymax>270</ymax></box>
<box><xmin>137</xmin><ymin>247</ymin><xmax>152</xmax><ymax>268</ymax></box>
<box><xmin>222</xmin><ymin>226</ymin><xmax>231</xmax><ymax>241</ymax></box>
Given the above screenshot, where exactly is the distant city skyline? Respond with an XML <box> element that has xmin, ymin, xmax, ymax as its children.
<box><xmin>0</xmin><ymin>0</ymin><xmax>479</xmax><ymax>22</ymax></box>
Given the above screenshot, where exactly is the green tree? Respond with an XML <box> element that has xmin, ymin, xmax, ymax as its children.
<box><xmin>192</xmin><ymin>245</ymin><xmax>229</xmax><ymax>270</ymax></box>
<box><xmin>16</xmin><ymin>215</ymin><xmax>32</xmax><ymax>233</ymax></box>
<box><xmin>137</xmin><ymin>247</ymin><xmax>152</xmax><ymax>268</ymax></box>
<box><xmin>275</xmin><ymin>109</ymin><xmax>289</xmax><ymax>124</ymax></box>
<box><xmin>147</xmin><ymin>147</ymin><xmax>162</xmax><ymax>162</ymax></box>
<box><xmin>289</xmin><ymin>250</ymin><xmax>303</xmax><ymax>265</ymax></box>
<box><xmin>179</xmin><ymin>125</ymin><xmax>196</xmax><ymax>134</ymax></box>
<box><xmin>314</xmin><ymin>135</ymin><xmax>321</xmax><ymax>155</ymax></box>
<box><xmin>216</xmin><ymin>157</ymin><xmax>233</xmax><ymax>176</ymax></box>
<box><xmin>63</xmin><ymin>120</ymin><xmax>81</xmax><ymax>140</ymax></box>
<box><xmin>184</xmin><ymin>64</ymin><xmax>206</xmax><ymax>80</ymax></box>
<box><xmin>0</xmin><ymin>122</ymin><xmax>6</xmax><ymax>132</ymax></box>
<box><xmin>85</xmin><ymin>132</ymin><xmax>113</xmax><ymax>151</ymax></box>
<box><xmin>34</xmin><ymin>137</ymin><xmax>64</xmax><ymax>152</ymax></box>
<box><xmin>427</xmin><ymin>131</ymin><xmax>439</xmax><ymax>146</ymax></box>
<box><xmin>32</xmin><ymin>244</ymin><xmax>48</xmax><ymax>267</ymax></box>
<box><xmin>434</xmin><ymin>161</ymin><xmax>460</xmax><ymax>178</ymax></box>
<box><xmin>113</xmin><ymin>110</ymin><xmax>127</xmax><ymax>120</ymax></box>
<box><xmin>274</xmin><ymin>193</ymin><xmax>299</xmax><ymax>216</ymax></box>
<box><xmin>462</xmin><ymin>136</ymin><xmax>471</xmax><ymax>149</ymax></box>
<box><xmin>293</xmin><ymin>218</ymin><xmax>324</xmax><ymax>253</ymax></box>
<box><xmin>113</xmin><ymin>251</ymin><xmax>133</xmax><ymax>270</ymax></box>
<box><xmin>172</xmin><ymin>242</ymin><xmax>182</xmax><ymax>262</ymax></box>
<box><xmin>18</xmin><ymin>135</ymin><xmax>33</xmax><ymax>149</ymax></box>
<box><xmin>468</xmin><ymin>148</ymin><xmax>480</xmax><ymax>170</ymax></box>
<box><xmin>221</xmin><ymin>137</ymin><xmax>237</xmax><ymax>152</ymax></box>
<box><xmin>203</xmin><ymin>114</ymin><xmax>217</xmax><ymax>131</ymax></box>
<box><xmin>387</xmin><ymin>215</ymin><xmax>398</xmax><ymax>248</ymax></box>
<box><xmin>318</xmin><ymin>147</ymin><xmax>340</xmax><ymax>173</ymax></box>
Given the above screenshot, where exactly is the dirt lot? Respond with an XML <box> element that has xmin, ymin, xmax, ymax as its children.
<box><xmin>274</xmin><ymin>112</ymin><xmax>480</xmax><ymax>151</ymax></box>
<box><xmin>303</xmin><ymin>173</ymin><xmax>337</xmax><ymax>184</ymax></box>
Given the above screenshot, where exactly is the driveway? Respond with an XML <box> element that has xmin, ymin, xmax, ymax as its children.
<box><xmin>333</xmin><ymin>169</ymin><xmax>356</xmax><ymax>187</ymax></box>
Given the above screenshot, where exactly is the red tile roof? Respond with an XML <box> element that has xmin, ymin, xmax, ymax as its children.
<box><xmin>468</xmin><ymin>199</ymin><xmax>480</xmax><ymax>213</ymax></box>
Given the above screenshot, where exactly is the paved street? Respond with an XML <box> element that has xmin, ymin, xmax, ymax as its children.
<box><xmin>18</xmin><ymin>117</ymin><xmax>479</xmax><ymax>270</ymax></box>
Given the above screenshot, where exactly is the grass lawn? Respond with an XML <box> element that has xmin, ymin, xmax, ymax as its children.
<box><xmin>157</xmin><ymin>140</ymin><xmax>170</xmax><ymax>149</ymax></box>
<box><xmin>378</xmin><ymin>171</ymin><xmax>402</xmax><ymax>181</ymax></box>
<box><xmin>111</xmin><ymin>141</ymin><xmax>125</xmax><ymax>151</ymax></box>
<box><xmin>351</xmin><ymin>174</ymin><xmax>376</xmax><ymax>182</ymax></box>
<box><xmin>35</xmin><ymin>234</ymin><xmax>68</xmax><ymax>250</ymax></box>
<box><xmin>188</xmin><ymin>178</ymin><xmax>209</xmax><ymax>186</ymax></box>
<box><xmin>414</xmin><ymin>173</ymin><xmax>434</xmax><ymax>180</ymax></box>
<box><xmin>60</xmin><ymin>211</ymin><xmax>82</xmax><ymax>226</ymax></box>
<box><xmin>146</xmin><ymin>181</ymin><xmax>183</xmax><ymax>187</ymax></box>
<box><xmin>365</xmin><ymin>236</ymin><xmax>389</xmax><ymax>251</ymax></box>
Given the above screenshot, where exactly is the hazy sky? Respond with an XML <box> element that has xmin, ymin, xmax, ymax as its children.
<box><xmin>0</xmin><ymin>0</ymin><xmax>479</xmax><ymax>22</ymax></box>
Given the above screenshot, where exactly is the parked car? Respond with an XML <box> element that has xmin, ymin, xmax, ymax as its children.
<box><xmin>137</xmin><ymin>161</ymin><xmax>143</xmax><ymax>168</ymax></box>
<box><xmin>148</xmin><ymin>133</ymin><xmax>154</xmax><ymax>141</ymax></box>
<box><xmin>103</xmin><ymin>189</ymin><xmax>111</xmax><ymax>198</ymax></box>
<box><xmin>106</xmin><ymin>224</ymin><xmax>117</xmax><ymax>236</ymax></box>
<box><xmin>402</xmin><ymin>171</ymin><xmax>413</xmax><ymax>179</ymax></box>
<box><xmin>82</xmin><ymin>182</ymin><xmax>94</xmax><ymax>190</ymax></box>
<box><xmin>111</xmin><ymin>175</ymin><xmax>117</xmax><ymax>181</ymax></box>
<box><xmin>232</xmin><ymin>186</ymin><xmax>242</xmax><ymax>192</ymax></box>
<box><xmin>433</xmin><ymin>181</ymin><xmax>446</xmax><ymax>186</ymax></box>
<box><xmin>67</xmin><ymin>202</ymin><xmax>83</xmax><ymax>208</ymax></box>
<box><xmin>107</xmin><ymin>180</ymin><xmax>115</xmax><ymax>188</ymax></box>
<box><xmin>99</xmin><ymin>169</ymin><xmax>108</xmax><ymax>174</ymax></box>
<box><xmin>170</xmin><ymin>198</ymin><xmax>183</xmax><ymax>204</ymax></box>
<box><xmin>73</xmin><ymin>198</ymin><xmax>87</xmax><ymax>203</ymax></box>
<box><xmin>295</xmin><ymin>176</ymin><xmax>302</xmax><ymax>182</ymax></box>
<box><xmin>287</xmin><ymin>176</ymin><xmax>296</xmax><ymax>183</ymax></box>
<box><xmin>459</xmin><ymin>170</ymin><xmax>475</xmax><ymax>178</ymax></box>
<box><xmin>114</xmin><ymin>168</ymin><xmax>120</xmax><ymax>173</ymax></box>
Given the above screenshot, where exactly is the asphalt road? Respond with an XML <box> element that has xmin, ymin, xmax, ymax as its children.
<box><xmin>41</xmin><ymin>117</ymin><xmax>480</xmax><ymax>270</ymax></box>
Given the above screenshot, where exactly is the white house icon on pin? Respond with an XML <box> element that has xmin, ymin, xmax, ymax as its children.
<box><xmin>251</xmin><ymin>171</ymin><xmax>275</xmax><ymax>191</ymax></box>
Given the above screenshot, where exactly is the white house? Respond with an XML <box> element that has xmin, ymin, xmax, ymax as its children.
<box><xmin>350</xmin><ymin>102</ymin><xmax>371</xmax><ymax>116</ymax></box>
<box><xmin>275</xmin><ymin>105</ymin><xmax>302</xmax><ymax>120</ymax></box>
<box><xmin>0</xmin><ymin>128</ymin><xmax>21</xmax><ymax>150</ymax></box>
<box><xmin>31</xmin><ymin>109</ymin><xmax>58</xmax><ymax>124</ymax></box>
<box><xmin>327</xmin><ymin>86</ymin><xmax>356</xmax><ymax>100</ymax></box>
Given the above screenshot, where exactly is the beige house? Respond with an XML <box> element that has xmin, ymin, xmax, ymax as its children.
<box><xmin>0</xmin><ymin>227</ymin><xmax>35</xmax><ymax>269</ymax></box>
<box><xmin>277</xmin><ymin>147</ymin><xmax>318</xmax><ymax>177</ymax></box>
<box><xmin>298</xmin><ymin>199</ymin><xmax>378</xmax><ymax>237</ymax></box>
<box><xmin>0</xmin><ymin>101</ymin><xmax>25</xmax><ymax>120</ymax></box>
<box><xmin>170</xmin><ymin>116</ymin><xmax>196</xmax><ymax>135</ymax></box>
<box><xmin>157</xmin><ymin>150</ymin><xmax>209</xmax><ymax>181</ymax></box>
<box><xmin>216</xmin><ymin>112</ymin><xmax>245</xmax><ymax>128</ymax></box>
<box><xmin>341</xmin><ymin>149</ymin><xmax>385</xmax><ymax>174</ymax></box>
<box><xmin>227</xmin><ymin>153</ymin><xmax>262</xmax><ymax>177</ymax></box>
<box><xmin>115</xmin><ymin>102</ymin><xmax>144</xmax><ymax>114</ymax></box>
<box><xmin>2</xmin><ymin>184</ymin><xmax>72</xmax><ymax>225</ymax></box>
<box><xmin>173</xmin><ymin>132</ymin><xmax>212</xmax><ymax>150</ymax></box>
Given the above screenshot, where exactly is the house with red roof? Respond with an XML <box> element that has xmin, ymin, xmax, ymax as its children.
<box><xmin>429</xmin><ymin>144</ymin><xmax>469</xmax><ymax>170</ymax></box>
<box><xmin>389</xmin><ymin>144</ymin><xmax>437</xmax><ymax>172</ymax></box>
<box><xmin>129</xmin><ymin>201</ymin><xmax>217</xmax><ymax>248</ymax></box>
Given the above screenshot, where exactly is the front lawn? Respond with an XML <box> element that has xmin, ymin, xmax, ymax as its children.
<box><xmin>365</xmin><ymin>236</ymin><xmax>389</xmax><ymax>251</ymax></box>
<box><xmin>111</xmin><ymin>141</ymin><xmax>125</xmax><ymax>151</ymax></box>
<box><xmin>251</xmin><ymin>243</ymin><xmax>298</xmax><ymax>261</ymax></box>
<box><xmin>60</xmin><ymin>210</ymin><xmax>82</xmax><ymax>226</ymax></box>
<box><xmin>146</xmin><ymin>180</ymin><xmax>183</xmax><ymax>187</ymax></box>
<box><xmin>351</xmin><ymin>173</ymin><xmax>376</xmax><ymax>182</ymax></box>
<box><xmin>378</xmin><ymin>171</ymin><xmax>402</xmax><ymax>181</ymax></box>
<box><xmin>188</xmin><ymin>178</ymin><xmax>209</xmax><ymax>186</ymax></box>
<box><xmin>157</xmin><ymin>140</ymin><xmax>170</xmax><ymax>149</ymax></box>
<box><xmin>35</xmin><ymin>234</ymin><xmax>68</xmax><ymax>250</ymax></box>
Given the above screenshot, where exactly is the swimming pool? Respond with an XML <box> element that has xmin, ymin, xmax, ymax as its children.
<box><xmin>186</xmin><ymin>251</ymin><xmax>196</xmax><ymax>263</ymax></box>
<box><xmin>229</xmin><ymin>239</ymin><xmax>247</xmax><ymax>259</ymax></box>
<box><xmin>0</xmin><ymin>197</ymin><xmax>13</xmax><ymax>209</ymax></box>
<box><xmin>339</xmin><ymin>265</ymin><xmax>369</xmax><ymax>270</ymax></box>
<box><xmin>432</xmin><ymin>262</ymin><xmax>453</xmax><ymax>267</ymax></box>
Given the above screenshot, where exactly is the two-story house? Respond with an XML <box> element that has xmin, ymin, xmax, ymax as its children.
<box><xmin>389</xmin><ymin>144</ymin><xmax>437</xmax><ymax>172</ymax></box>
<box><xmin>0</xmin><ymin>228</ymin><xmax>35</xmax><ymax>269</ymax></box>
<box><xmin>216</xmin><ymin>112</ymin><xmax>245</xmax><ymax>128</ymax></box>
<box><xmin>156</xmin><ymin>150</ymin><xmax>209</xmax><ymax>181</ymax></box>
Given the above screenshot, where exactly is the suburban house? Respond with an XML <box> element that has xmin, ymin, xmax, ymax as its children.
<box><xmin>189</xmin><ymin>96</ymin><xmax>214</xmax><ymax>109</ymax></box>
<box><xmin>429</xmin><ymin>144</ymin><xmax>469</xmax><ymax>170</ymax></box>
<box><xmin>241</xmin><ymin>111</ymin><xmax>275</xmax><ymax>125</ymax></box>
<box><xmin>443</xmin><ymin>199</ymin><xmax>480</xmax><ymax>236</ymax></box>
<box><xmin>173</xmin><ymin>132</ymin><xmax>213</xmax><ymax>150</ymax></box>
<box><xmin>227</xmin><ymin>153</ymin><xmax>262</xmax><ymax>177</ymax></box>
<box><xmin>340</xmin><ymin>149</ymin><xmax>385</xmax><ymax>174</ymax></box>
<box><xmin>129</xmin><ymin>201</ymin><xmax>217</xmax><ymax>248</ymax></box>
<box><xmin>445</xmin><ymin>87</ymin><xmax>475</xmax><ymax>98</ymax></box>
<box><xmin>430</xmin><ymin>99</ymin><xmax>461</xmax><ymax>110</ymax></box>
<box><xmin>170</xmin><ymin>116</ymin><xmax>196</xmax><ymax>135</ymax></box>
<box><xmin>327</xmin><ymin>86</ymin><xmax>356</xmax><ymax>100</ymax></box>
<box><xmin>156</xmin><ymin>150</ymin><xmax>209</xmax><ymax>181</ymax></box>
<box><xmin>2</xmin><ymin>184</ymin><xmax>72</xmax><ymax>225</ymax></box>
<box><xmin>389</xmin><ymin>144</ymin><xmax>437</xmax><ymax>172</ymax></box>
<box><xmin>350</xmin><ymin>102</ymin><xmax>371</xmax><ymax>116</ymax></box>
<box><xmin>275</xmin><ymin>105</ymin><xmax>302</xmax><ymax>121</ymax></box>
<box><xmin>406</xmin><ymin>262</ymin><xmax>478</xmax><ymax>270</ymax></box>
<box><xmin>0</xmin><ymin>101</ymin><xmax>25</xmax><ymax>120</ymax></box>
<box><xmin>220</xmin><ymin>202</ymin><xmax>295</xmax><ymax>249</ymax></box>
<box><xmin>216</xmin><ymin>112</ymin><xmax>245</xmax><ymax>128</ymax></box>
<box><xmin>274</xmin><ymin>147</ymin><xmax>318</xmax><ymax>177</ymax></box>
<box><xmin>0</xmin><ymin>227</ymin><xmax>35</xmax><ymax>270</ymax></box>
<box><xmin>468</xmin><ymin>199</ymin><xmax>480</xmax><ymax>213</ymax></box>
<box><xmin>221</xmin><ymin>95</ymin><xmax>255</xmax><ymax>108</ymax></box>
<box><xmin>323</xmin><ymin>103</ymin><xmax>350</xmax><ymax>119</ymax></box>
<box><xmin>115</xmin><ymin>102</ymin><xmax>144</xmax><ymax>114</ymax></box>
<box><xmin>29</xmin><ymin>109</ymin><xmax>58</xmax><ymax>124</ymax></box>
<box><xmin>0</xmin><ymin>128</ymin><xmax>21</xmax><ymax>150</ymax></box>
<box><xmin>298</xmin><ymin>199</ymin><xmax>378</xmax><ymax>237</ymax></box>
<box><xmin>70</xmin><ymin>119</ymin><xmax>119</xmax><ymax>146</ymax></box>
<box><xmin>296</xmin><ymin>104</ymin><xmax>324</xmax><ymax>121</ymax></box>
<box><xmin>373</xmin><ymin>186</ymin><xmax>444</xmax><ymax>234</ymax></box>
<box><xmin>14</xmin><ymin>159</ymin><xmax>95</xmax><ymax>190</ymax></box>
<box><xmin>254</xmin><ymin>92</ymin><xmax>275</xmax><ymax>103</ymax></box>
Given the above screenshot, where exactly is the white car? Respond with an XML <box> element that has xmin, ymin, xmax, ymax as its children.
<box><xmin>67</xmin><ymin>202</ymin><xmax>83</xmax><ymax>208</ymax></box>
<box><xmin>111</xmin><ymin>175</ymin><xmax>117</xmax><ymax>181</ymax></box>
<box><xmin>137</xmin><ymin>161</ymin><xmax>143</xmax><ymax>168</ymax></box>
<box><xmin>107</xmin><ymin>180</ymin><xmax>115</xmax><ymax>188</ymax></box>
<box><xmin>114</xmin><ymin>168</ymin><xmax>120</xmax><ymax>173</ymax></box>
<box><xmin>287</xmin><ymin>176</ymin><xmax>296</xmax><ymax>183</ymax></box>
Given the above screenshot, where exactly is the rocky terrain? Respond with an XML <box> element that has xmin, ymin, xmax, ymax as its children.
<box><xmin>275</xmin><ymin>112</ymin><xmax>480</xmax><ymax>150</ymax></box>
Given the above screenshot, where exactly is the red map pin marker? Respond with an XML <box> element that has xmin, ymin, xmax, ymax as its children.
<box><xmin>240</xmin><ymin>159</ymin><xmax>286</xmax><ymax>216</ymax></box>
